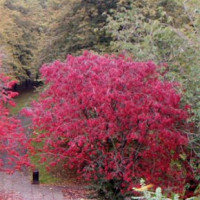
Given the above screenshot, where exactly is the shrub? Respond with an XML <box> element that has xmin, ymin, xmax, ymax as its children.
<box><xmin>28</xmin><ymin>51</ymin><xmax>194</xmax><ymax>198</ymax></box>
<box><xmin>132</xmin><ymin>179</ymin><xmax>200</xmax><ymax>200</ymax></box>
<box><xmin>105</xmin><ymin>1</ymin><xmax>200</xmax><ymax>158</ymax></box>
<box><xmin>0</xmin><ymin>64</ymin><xmax>29</xmax><ymax>172</ymax></box>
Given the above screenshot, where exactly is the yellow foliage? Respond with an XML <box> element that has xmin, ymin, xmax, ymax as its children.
<box><xmin>133</xmin><ymin>184</ymin><xmax>154</xmax><ymax>192</ymax></box>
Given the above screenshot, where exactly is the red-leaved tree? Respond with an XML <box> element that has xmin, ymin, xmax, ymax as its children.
<box><xmin>0</xmin><ymin>60</ymin><xmax>29</xmax><ymax>172</ymax></box>
<box><xmin>28</xmin><ymin>51</ymin><xmax>194</xmax><ymax>197</ymax></box>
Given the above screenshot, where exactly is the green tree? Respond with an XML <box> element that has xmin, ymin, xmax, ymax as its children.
<box><xmin>105</xmin><ymin>0</ymin><xmax>200</xmax><ymax>158</ymax></box>
<box><xmin>40</xmin><ymin>0</ymin><xmax>119</xmax><ymax>64</ymax></box>
<box><xmin>0</xmin><ymin>0</ymin><xmax>51</xmax><ymax>82</ymax></box>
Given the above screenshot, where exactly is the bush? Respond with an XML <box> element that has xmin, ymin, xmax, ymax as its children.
<box><xmin>132</xmin><ymin>179</ymin><xmax>200</xmax><ymax>200</ymax></box>
<box><xmin>105</xmin><ymin>1</ymin><xmax>200</xmax><ymax>159</ymax></box>
<box><xmin>28</xmin><ymin>51</ymin><xmax>194</xmax><ymax>198</ymax></box>
<box><xmin>0</xmin><ymin>63</ymin><xmax>29</xmax><ymax>172</ymax></box>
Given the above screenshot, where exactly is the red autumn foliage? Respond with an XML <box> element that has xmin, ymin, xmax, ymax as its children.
<box><xmin>28</xmin><ymin>51</ymin><xmax>193</xmax><ymax>195</ymax></box>
<box><xmin>0</xmin><ymin>62</ymin><xmax>29</xmax><ymax>172</ymax></box>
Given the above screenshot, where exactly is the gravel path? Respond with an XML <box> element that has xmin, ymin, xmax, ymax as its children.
<box><xmin>0</xmin><ymin>112</ymin><xmax>66</xmax><ymax>200</ymax></box>
<box><xmin>0</xmin><ymin>108</ymin><xmax>94</xmax><ymax>200</ymax></box>
<box><xmin>0</xmin><ymin>171</ymin><xmax>65</xmax><ymax>200</ymax></box>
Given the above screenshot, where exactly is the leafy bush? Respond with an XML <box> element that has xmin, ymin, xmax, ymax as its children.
<box><xmin>105</xmin><ymin>0</ymin><xmax>200</xmax><ymax>158</ymax></box>
<box><xmin>0</xmin><ymin>61</ymin><xmax>29</xmax><ymax>172</ymax></box>
<box><xmin>132</xmin><ymin>179</ymin><xmax>200</xmax><ymax>200</ymax></box>
<box><xmin>28</xmin><ymin>52</ymin><xmax>194</xmax><ymax>198</ymax></box>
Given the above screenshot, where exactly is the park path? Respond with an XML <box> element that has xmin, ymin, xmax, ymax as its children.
<box><xmin>0</xmin><ymin>171</ymin><xmax>65</xmax><ymax>200</ymax></box>
<box><xmin>0</xmin><ymin>90</ymin><xmax>94</xmax><ymax>200</ymax></box>
<box><xmin>0</xmin><ymin>111</ymin><xmax>67</xmax><ymax>200</ymax></box>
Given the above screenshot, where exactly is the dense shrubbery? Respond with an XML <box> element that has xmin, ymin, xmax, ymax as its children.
<box><xmin>28</xmin><ymin>52</ymin><xmax>195</xmax><ymax>198</ymax></box>
<box><xmin>105</xmin><ymin>0</ymin><xmax>200</xmax><ymax>159</ymax></box>
<box><xmin>0</xmin><ymin>61</ymin><xmax>29</xmax><ymax>172</ymax></box>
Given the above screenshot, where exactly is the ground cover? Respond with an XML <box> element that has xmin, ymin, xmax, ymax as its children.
<box><xmin>8</xmin><ymin>89</ymin><xmax>39</xmax><ymax>115</ymax></box>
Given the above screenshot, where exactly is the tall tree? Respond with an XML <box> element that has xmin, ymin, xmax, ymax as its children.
<box><xmin>40</xmin><ymin>0</ymin><xmax>119</xmax><ymax>64</ymax></box>
<box><xmin>105</xmin><ymin>0</ymin><xmax>200</xmax><ymax>158</ymax></box>
<box><xmin>0</xmin><ymin>0</ymin><xmax>50</xmax><ymax>82</ymax></box>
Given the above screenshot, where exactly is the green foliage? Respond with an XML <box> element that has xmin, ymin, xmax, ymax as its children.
<box><xmin>132</xmin><ymin>187</ymin><xmax>199</xmax><ymax>200</ymax></box>
<box><xmin>105</xmin><ymin>0</ymin><xmax>200</xmax><ymax>158</ymax></box>
<box><xmin>0</xmin><ymin>0</ymin><xmax>54</xmax><ymax>81</ymax></box>
<box><xmin>133</xmin><ymin>187</ymin><xmax>179</xmax><ymax>200</ymax></box>
<box><xmin>39</xmin><ymin>0</ymin><xmax>120</xmax><ymax>64</ymax></box>
<box><xmin>132</xmin><ymin>180</ymin><xmax>199</xmax><ymax>200</ymax></box>
<box><xmin>0</xmin><ymin>0</ymin><xmax>121</xmax><ymax>80</ymax></box>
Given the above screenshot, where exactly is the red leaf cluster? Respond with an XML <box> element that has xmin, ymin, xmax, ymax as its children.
<box><xmin>29</xmin><ymin>51</ymin><xmax>193</xmax><ymax>194</ymax></box>
<box><xmin>0</xmin><ymin>65</ymin><xmax>29</xmax><ymax>172</ymax></box>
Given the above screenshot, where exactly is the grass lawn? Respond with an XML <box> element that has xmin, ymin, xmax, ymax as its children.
<box><xmin>30</xmin><ymin>154</ymin><xmax>62</xmax><ymax>184</ymax></box>
<box><xmin>8</xmin><ymin>89</ymin><xmax>39</xmax><ymax>115</ymax></box>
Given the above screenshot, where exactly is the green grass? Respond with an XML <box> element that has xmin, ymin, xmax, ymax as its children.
<box><xmin>30</xmin><ymin>136</ymin><xmax>62</xmax><ymax>184</ymax></box>
<box><xmin>9</xmin><ymin>89</ymin><xmax>39</xmax><ymax>115</ymax></box>
<box><xmin>31</xmin><ymin>154</ymin><xmax>61</xmax><ymax>184</ymax></box>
